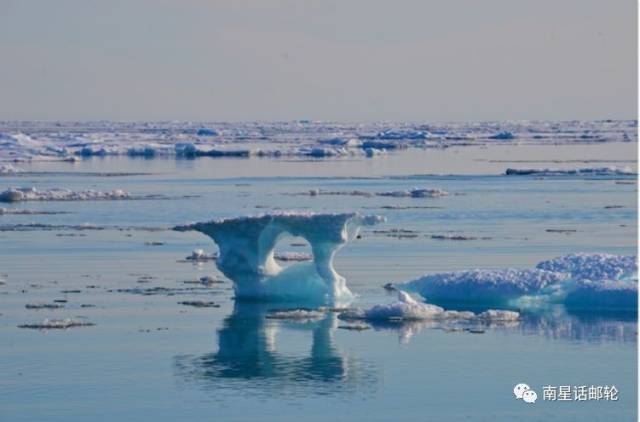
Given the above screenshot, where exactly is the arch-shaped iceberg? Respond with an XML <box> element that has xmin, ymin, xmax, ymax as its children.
<box><xmin>175</xmin><ymin>212</ymin><xmax>385</xmax><ymax>302</ymax></box>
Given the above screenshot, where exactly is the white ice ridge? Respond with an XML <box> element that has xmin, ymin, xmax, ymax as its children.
<box><xmin>175</xmin><ymin>212</ymin><xmax>385</xmax><ymax>302</ymax></box>
<box><xmin>398</xmin><ymin>253</ymin><xmax>638</xmax><ymax>310</ymax></box>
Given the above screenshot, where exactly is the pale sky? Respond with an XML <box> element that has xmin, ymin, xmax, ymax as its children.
<box><xmin>0</xmin><ymin>0</ymin><xmax>636</xmax><ymax>122</ymax></box>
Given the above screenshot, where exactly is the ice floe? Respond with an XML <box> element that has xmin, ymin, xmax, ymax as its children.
<box><xmin>0</xmin><ymin>164</ymin><xmax>23</xmax><ymax>174</ymax></box>
<box><xmin>505</xmin><ymin>166</ymin><xmax>636</xmax><ymax>176</ymax></box>
<box><xmin>18</xmin><ymin>318</ymin><xmax>95</xmax><ymax>330</ymax></box>
<box><xmin>25</xmin><ymin>303</ymin><xmax>65</xmax><ymax>309</ymax></box>
<box><xmin>274</xmin><ymin>252</ymin><xmax>313</xmax><ymax>261</ymax></box>
<box><xmin>535</xmin><ymin>253</ymin><xmax>637</xmax><ymax>281</ymax></box>
<box><xmin>0</xmin><ymin>208</ymin><xmax>68</xmax><ymax>215</ymax></box>
<box><xmin>265</xmin><ymin>308</ymin><xmax>326</xmax><ymax>321</ymax></box>
<box><xmin>339</xmin><ymin>290</ymin><xmax>519</xmax><ymax>322</ymax></box>
<box><xmin>398</xmin><ymin>253</ymin><xmax>637</xmax><ymax>309</ymax></box>
<box><xmin>0</xmin><ymin>187</ymin><xmax>131</xmax><ymax>202</ymax></box>
<box><xmin>185</xmin><ymin>249</ymin><xmax>218</xmax><ymax>261</ymax></box>
<box><xmin>1</xmin><ymin>120</ymin><xmax>633</xmax><ymax>162</ymax></box>
<box><xmin>178</xmin><ymin>300</ymin><xmax>220</xmax><ymax>308</ymax></box>
<box><xmin>175</xmin><ymin>212</ymin><xmax>385</xmax><ymax>302</ymax></box>
<box><xmin>300</xmin><ymin>187</ymin><xmax>448</xmax><ymax>198</ymax></box>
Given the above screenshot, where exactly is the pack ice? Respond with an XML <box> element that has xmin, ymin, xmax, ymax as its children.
<box><xmin>175</xmin><ymin>212</ymin><xmax>385</xmax><ymax>302</ymax></box>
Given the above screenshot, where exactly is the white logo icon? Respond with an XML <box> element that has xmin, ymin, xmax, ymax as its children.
<box><xmin>522</xmin><ymin>390</ymin><xmax>537</xmax><ymax>403</ymax></box>
<box><xmin>513</xmin><ymin>383</ymin><xmax>530</xmax><ymax>399</ymax></box>
<box><xmin>514</xmin><ymin>383</ymin><xmax>537</xmax><ymax>404</ymax></box>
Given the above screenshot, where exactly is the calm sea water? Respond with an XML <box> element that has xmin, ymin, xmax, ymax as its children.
<box><xmin>0</xmin><ymin>142</ymin><xmax>637</xmax><ymax>421</ymax></box>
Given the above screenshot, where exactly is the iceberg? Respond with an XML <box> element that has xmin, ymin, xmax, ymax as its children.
<box><xmin>398</xmin><ymin>253</ymin><xmax>637</xmax><ymax>310</ymax></box>
<box><xmin>175</xmin><ymin>212</ymin><xmax>385</xmax><ymax>302</ymax></box>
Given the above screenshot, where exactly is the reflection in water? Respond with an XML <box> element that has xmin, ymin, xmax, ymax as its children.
<box><xmin>174</xmin><ymin>301</ymin><xmax>378</xmax><ymax>399</ymax></box>
<box><xmin>517</xmin><ymin>307</ymin><xmax>637</xmax><ymax>343</ymax></box>
<box><xmin>175</xmin><ymin>303</ymin><xmax>635</xmax><ymax>400</ymax></box>
<box><xmin>364</xmin><ymin>306</ymin><xmax>637</xmax><ymax>345</ymax></box>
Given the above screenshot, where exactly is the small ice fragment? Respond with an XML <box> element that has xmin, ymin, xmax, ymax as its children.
<box><xmin>185</xmin><ymin>249</ymin><xmax>218</xmax><ymax>261</ymax></box>
<box><xmin>18</xmin><ymin>318</ymin><xmax>95</xmax><ymax>329</ymax></box>
<box><xmin>25</xmin><ymin>303</ymin><xmax>65</xmax><ymax>309</ymax></box>
<box><xmin>265</xmin><ymin>308</ymin><xmax>326</xmax><ymax>321</ymax></box>
<box><xmin>178</xmin><ymin>300</ymin><xmax>220</xmax><ymax>308</ymax></box>
<box><xmin>274</xmin><ymin>252</ymin><xmax>313</xmax><ymax>261</ymax></box>
<box><xmin>198</xmin><ymin>276</ymin><xmax>224</xmax><ymax>285</ymax></box>
<box><xmin>0</xmin><ymin>164</ymin><xmax>23</xmax><ymax>174</ymax></box>
<box><xmin>476</xmin><ymin>309</ymin><xmax>520</xmax><ymax>321</ymax></box>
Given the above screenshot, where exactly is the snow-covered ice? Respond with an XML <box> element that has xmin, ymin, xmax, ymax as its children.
<box><xmin>0</xmin><ymin>120</ymin><xmax>635</xmax><ymax>162</ymax></box>
<box><xmin>0</xmin><ymin>187</ymin><xmax>131</xmax><ymax>202</ymax></box>
<box><xmin>18</xmin><ymin>318</ymin><xmax>95</xmax><ymax>329</ymax></box>
<box><xmin>265</xmin><ymin>308</ymin><xmax>326</xmax><ymax>321</ymax></box>
<box><xmin>505</xmin><ymin>166</ymin><xmax>636</xmax><ymax>176</ymax></box>
<box><xmin>339</xmin><ymin>290</ymin><xmax>519</xmax><ymax>322</ymax></box>
<box><xmin>274</xmin><ymin>252</ymin><xmax>313</xmax><ymax>261</ymax></box>
<box><xmin>535</xmin><ymin>253</ymin><xmax>637</xmax><ymax>281</ymax></box>
<box><xmin>0</xmin><ymin>164</ymin><xmax>23</xmax><ymax>174</ymax></box>
<box><xmin>185</xmin><ymin>249</ymin><xmax>218</xmax><ymax>261</ymax></box>
<box><xmin>398</xmin><ymin>253</ymin><xmax>637</xmax><ymax>309</ymax></box>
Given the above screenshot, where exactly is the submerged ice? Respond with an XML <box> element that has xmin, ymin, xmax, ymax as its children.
<box><xmin>398</xmin><ymin>253</ymin><xmax>637</xmax><ymax>310</ymax></box>
<box><xmin>175</xmin><ymin>212</ymin><xmax>385</xmax><ymax>302</ymax></box>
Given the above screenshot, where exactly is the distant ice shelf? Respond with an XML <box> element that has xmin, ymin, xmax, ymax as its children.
<box><xmin>175</xmin><ymin>212</ymin><xmax>385</xmax><ymax>302</ymax></box>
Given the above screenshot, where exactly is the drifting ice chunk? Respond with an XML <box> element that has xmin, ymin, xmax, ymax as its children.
<box><xmin>399</xmin><ymin>269</ymin><xmax>566</xmax><ymax>305</ymax></box>
<box><xmin>505</xmin><ymin>166</ymin><xmax>635</xmax><ymax>176</ymax></box>
<box><xmin>265</xmin><ymin>308</ymin><xmax>326</xmax><ymax>321</ymax></box>
<box><xmin>0</xmin><ymin>187</ymin><xmax>131</xmax><ymax>202</ymax></box>
<box><xmin>0</xmin><ymin>164</ymin><xmax>23</xmax><ymax>174</ymax></box>
<box><xmin>185</xmin><ymin>249</ymin><xmax>218</xmax><ymax>261</ymax></box>
<box><xmin>339</xmin><ymin>290</ymin><xmax>518</xmax><ymax>322</ymax></box>
<box><xmin>274</xmin><ymin>252</ymin><xmax>313</xmax><ymax>261</ymax></box>
<box><xmin>175</xmin><ymin>212</ymin><xmax>385</xmax><ymax>302</ymax></box>
<box><xmin>476</xmin><ymin>309</ymin><xmax>520</xmax><ymax>321</ymax></box>
<box><xmin>340</xmin><ymin>291</ymin><xmax>447</xmax><ymax>321</ymax></box>
<box><xmin>18</xmin><ymin>318</ymin><xmax>95</xmax><ymax>329</ymax></box>
<box><xmin>536</xmin><ymin>253</ymin><xmax>637</xmax><ymax>281</ymax></box>
<box><xmin>398</xmin><ymin>253</ymin><xmax>637</xmax><ymax>309</ymax></box>
<box><xmin>377</xmin><ymin>188</ymin><xmax>448</xmax><ymax>198</ymax></box>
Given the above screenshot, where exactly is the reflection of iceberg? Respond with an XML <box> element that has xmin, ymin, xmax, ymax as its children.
<box><xmin>175</xmin><ymin>212</ymin><xmax>384</xmax><ymax>302</ymax></box>
<box><xmin>174</xmin><ymin>302</ymin><xmax>377</xmax><ymax>397</ymax></box>
<box><xmin>348</xmin><ymin>306</ymin><xmax>635</xmax><ymax>345</ymax></box>
<box><xmin>516</xmin><ymin>307</ymin><xmax>637</xmax><ymax>344</ymax></box>
<box><xmin>399</xmin><ymin>253</ymin><xmax>638</xmax><ymax>310</ymax></box>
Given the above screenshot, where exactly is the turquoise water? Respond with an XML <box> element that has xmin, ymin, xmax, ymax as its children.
<box><xmin>0</xmin><ymin>143</ymin><xmax>637</xmax><ymax>421</ymax></box>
